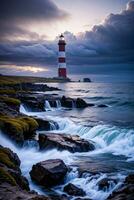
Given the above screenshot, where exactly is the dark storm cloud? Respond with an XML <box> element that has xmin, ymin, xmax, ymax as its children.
<box><xmin>67</xmin><ymin>0</ymin><xmax>134</xmax><ymax>67</ymax></box>
<box><xmin>0</xmin><ymin>0</ymin><xmax>69</xmax><ymax>41</ymax></box>
<box><xmin>0</xmin><ymin>0</ymin><xmax>68</xmax><ymax>22</ymax></box>
<box><xmin>0</xmin><ymin>1</ymin><xmax>134</xmax><ymax>75</ymax></box>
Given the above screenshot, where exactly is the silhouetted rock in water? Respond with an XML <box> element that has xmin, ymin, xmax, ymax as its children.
<box><xmin>98</xmin><ymin>104</ymin><xmax>108</xmax><ymax>108</ymax></box>
<box><xmin>98</xmin><ymin>178</ymin><xmax>117</xmax><ymax>190</ymax></box>
<box><xmin>30</xmin><ymin>159</ymin><xmax>68</xmax><ymax>187</ymax></box>
<box><xmin>107</xmin><ymin>174</ymin><xmax>134</xmax><ymax>200</ymax></box>
<box><xmin>39</xmin><ymin>133</ymin><xmax>95</xmax><ymax>153</ymax></box>
<box><xmin>63</xmin><ymin>183</ymin><xmax>86</xmax><ymax>196</ymax></box>
<box><xmin>88</xmin><ymin>103</ymin><xmax>95</xmax><ymax>107</ymax></box>
<box><xmin>33</xmin><ymin>117</ymin><xmax>59</xmax><ymax>131</ymax></box>
<box><xmin>83</xmin><ymin>78</ymin><xmax>91</xmax><ymax>82</ymax></box>
<box><xmin>61</xmin><ymin>96</ymin><xmax>73</xmax><ymax>108</ymax></box>
<box><xmin>61</xmin><ymin>96</ymin><xmax>88</xmax><ymax>108</ymax></box>
<box><xmin>76</xmin><ymin>98</ymin><xmax>88</xmax><ymax>108</ymax></box>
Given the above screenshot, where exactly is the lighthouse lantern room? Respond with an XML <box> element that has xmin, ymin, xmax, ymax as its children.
<box><xmin>58</xmin><ymin>34</ymin><xmax>67</xmax><ymax>78</ymax></box>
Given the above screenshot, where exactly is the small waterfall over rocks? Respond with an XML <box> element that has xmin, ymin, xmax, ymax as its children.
<box><xmin>44</xmin><ymin>100</ymin><xmax>52</xmax><ymax>111</ymax></box>
<box><xmin>56</xmin><ymin>100</ymin><xmax>61</xmax><ymax>108</ymax></box>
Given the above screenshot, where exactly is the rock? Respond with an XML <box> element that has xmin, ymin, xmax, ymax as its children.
<box><xmin>39</xmin><ymin>133</ymin><xmax>95</xmax><ymax>153</ymax></box>
<box><xmin>98</xmin><ymin>104</ymin><xmax>108</xmax><ymax>108</ymax></box>
<box><xmin>0</xmin><ymin>116</ymin><xmax>38</xmax><ymax>144</ymax></box>
<box><xmin>76</xmin><ymin>98</ymin><xmax>88</xmax><ymax>108</ymax></box>
<box><xmin>61</xmin><ymin>96</ymin><xmax>73</xmax><ymax>108</ymax></box>
<box><xmin>0</xmin><ymin>102</ymin><xmax>19</xmax><ymax>117</ymax></box>
<box><xmin>63</xmin><ymin>183</ymin><xmax>86</xmax><ymax>196</ymax></box>
<box><xmin>8</xmin><ymin>169</ymin><xmax>30</xmax><ymax>190</ymax></box>
<box><xmin>88</xmin><ymin>103</ymin><xmax>95</xmax><ymax>107</ymax></box>
<box><xmin>83</xmin><ymin>78</ymin><xmax>91</xmax><ymax>82</ymax></box>
<box><xmin>98</xmin><ymin>178</ymin><xmax>117</xmax><ymax>190</ymax></box>
<box><xmin>107</xmin><ymin>174</ymin><xmax>134</xmax><ymax>200</ymax></box>
<box><xmin>0</xmin><ymin>183</ymin><xmax>50</xmax><ymax>200</ymax></box>
<box><xmin>30</xmin><ymin>159</ymin><xmax>68</xmax><ymax>187</ymax></box>
<box><xmin>125</xmin><ymin>174</ymin><xmax>134</xmax><ymax>184</ymax></box>
<box><xmin>34</xmin><ymin>117</ymin><xmax>59</xmax><ymax>131</ymax></box>
<box><xmin>0</xmin><ymin>146</ymin><xmax>30</xmax><ymax>191</ymax></box>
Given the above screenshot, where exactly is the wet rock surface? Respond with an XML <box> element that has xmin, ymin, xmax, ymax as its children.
<box><xmin>0</xmin><ymin>115</ymin><xmax>38</xmax><ymax>145</ymax></box>
<box><xmin>0</xmin><ymin>146</ymin><xmax>29</xmax><ymax>191</ymax></box>
<box><xmin>30</xmin><ymin>159</ymin><xmax>68</xmax><ymax>187</ymax></box>
<box><xmin>98</xmin><ymin>178</ymin><xmax>117</xmax><ymax>190</ymax></box>
<box><xmin>107</xmin><ymin>174</ymin><xmax>134</xmax><ymax>200</ymax></box>
<box><xmin>63</xmin><ymin>183</ymin><xmax>86</xmax><ymax>196</ymax></box>
<box><xmin>34</xmin><ymin>117</ymin><xmax>59</xmax><ymax>131</ymax></box>
<box><xmin>0</xmin><ymin>183</ymin><xmax>50</xmax><ymax>200</ymax></box>
<box><xmin>39</xmin><ymin>133</ymin><xmax>95</xmax><ymax>153</ymax></box>
<box><xmin>61</xmin><ymin>96</ymin><xmax>88</xmax><ymax>108</ymax></box>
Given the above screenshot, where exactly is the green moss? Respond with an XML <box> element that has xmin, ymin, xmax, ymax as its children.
<box><xmin>21</xmin><ymin>117</ymin><xmax>38</xmax><ymax>133</ymax></box>
<box><xmin>0</xmin><ymin>115</ymin><xmax>38</xmax><ymax>141</ymax></box>
<box><xmin>0</xmin><ymin>96</ymin><xmax>21</xmax><ymax>106</ymax></box>
<box><xmin>0</xmin><ymin>167</ymin><xmax>17</xmax><ymax>186</ymax></box>
<box><xmin>0</xmin><ymin>152</ymin><xmax>15</xmax><ymax>169</ymax></box>
<box><xmin>0</xmin><ymin>89</ymin><xmax>16</xmax><ymax>95</ymax></box>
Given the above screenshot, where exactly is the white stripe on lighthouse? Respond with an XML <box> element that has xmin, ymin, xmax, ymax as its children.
<box><xmin>58</xmin><ymin>63</ymin><xmax>66</xmax><ymax>68</ymax></box>
<box><xmin>58</xmin><ymin>51</ymin><xmax>65</xmax><ymax>57</ymax></box>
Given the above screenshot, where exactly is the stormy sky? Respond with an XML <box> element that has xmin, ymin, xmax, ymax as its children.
<box><xmin>0</xmin><ymin>0</ymin><xmax>134</xmax><ymax>80</ymax></box>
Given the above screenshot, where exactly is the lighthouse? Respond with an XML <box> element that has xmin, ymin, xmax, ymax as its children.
<box><xmin>58</xmin><ymin>34</ymin><xmax>67</xmax><ymax>78</ymax></box>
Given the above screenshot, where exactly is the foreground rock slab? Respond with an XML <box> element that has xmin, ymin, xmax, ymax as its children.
<box><xmin>39</xmin><ymin>133</ymin><xmax>95</xmax><ymax>153</ymax></box>
<box><xmin>30</xmin><ymin>159</ymin><xmax>68</xmax><ymax>187</ymax></box>
<box><xmin>0</xmin><ymin>183</ymin><xmax>50</xmax><ymax>200</ymax></box>
<box><xmin>64</xmin><ymin>183</ymin><xmax>86</xmax><ymax>196</ymax></box>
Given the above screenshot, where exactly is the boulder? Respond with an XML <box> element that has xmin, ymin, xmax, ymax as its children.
<box><xmin>0</xmin><ymin>116</ymin><xmax>38</xmax><ymax>144</ymax></box>
<box><xmin>76</xmin><ymin>98</ymin><xmax>88</xmax><ymax>108</ymax></box>
<box><xmin>63</xmin><ymin>183</ymin><xmax>85</xmax><ymax>196</ymax></box>
<box><xmin>61</xmin><ymin>96</ymin><xmax>73</xmax><ymax>108</ymax></box>
<box><xmin>39</xmin><ymin>133</ymin><xmax>95</xmax><ymax>153</ymax></box>
<box><xmin>34</xmin><ymin>117</ymin><xmax>59</xmax><ymax>131</ymax></box>
<box><xmin>30</xmin><ymin>159</ymin><xmax>68</xmax><ymax>187</ymax></box>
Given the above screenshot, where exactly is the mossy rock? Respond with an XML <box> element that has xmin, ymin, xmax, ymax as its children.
<box><xmin>0</xmin><ymin>115</ymin><xmax>38</xmax><ymax>143</ymax></box>
<box><xmin>0</xmin><ymin>152</ymin><xmax>16</xmax><ymax>169</ymax></box>
<box><xmin>0</xmin><ymin>145</ymin><xmax>20</xmax><ymax>168</ymax></box>
<box><xmin>0</xmin><ymin>89</ymin><xmax>16</xmax><ymax>95</ymax></box>
<box><xmin>0</xmin><ymin>167</ymin><xmax>17</xmax><ymax>186</ymax></box>
<box><xmin>0</xmin><ymin>96</ymin><xmax>21</xmax><ymax>107</ymax></box>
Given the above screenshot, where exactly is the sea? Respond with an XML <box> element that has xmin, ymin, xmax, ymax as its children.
<box><xmin>0</xmin><ymin>81</ymin><xmax>134</xmax><ymax>200</ymax></box>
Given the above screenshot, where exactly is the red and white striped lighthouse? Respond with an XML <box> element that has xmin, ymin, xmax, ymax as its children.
<box><xmin>58</xmin><ymin>34</ymin><xmax>67</xmax><ymax>78</ymax></box>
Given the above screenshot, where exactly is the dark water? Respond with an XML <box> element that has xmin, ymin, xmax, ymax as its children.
<box><xmin>1</xmin><ymin>82</ymin><xmax>134</xmax><ymax>200</ymax></box>
<box><xmin>44</xmin><ymin>82</ymin><xmax>134</xmax><ymax>128</ymax></box>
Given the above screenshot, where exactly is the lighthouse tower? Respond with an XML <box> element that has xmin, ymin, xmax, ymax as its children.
<box><xmin>58</xmin><ymin>34</ymin><xmax>67</xmax><ymax>78</ymax></box>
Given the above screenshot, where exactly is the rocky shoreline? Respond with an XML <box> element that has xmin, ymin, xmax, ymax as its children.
<box><xmin>0</xmin><ymin>81</ymin><xmax>134</xmax><ymax>200</ymax></box>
